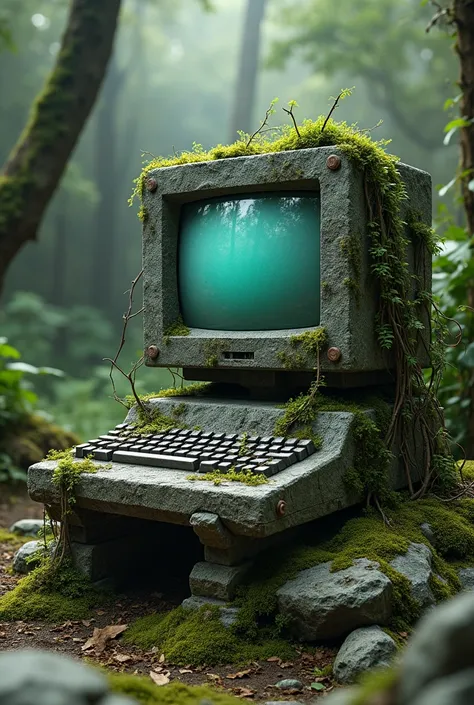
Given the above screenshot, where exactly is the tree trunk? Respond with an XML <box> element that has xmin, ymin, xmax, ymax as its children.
<box><xmin>453</xmin><ymin>0</ymin><xmax>474</xmax><ymax>455</ymax></box>
<box><xmin>0</xmin><ymin>0</ymin><xmax>122</xmax><ymax>296</ymax></box>
<box><xmin>229</xmin><ymin>0</ymin><xmax>268</xmax><ymax>142</ymax></box>
<box><xmin>91</xmin><ymin>54</ymin><xmax>123</xmax><ymax>314</ymax></box>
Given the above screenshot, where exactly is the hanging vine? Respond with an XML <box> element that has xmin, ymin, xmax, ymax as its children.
<box><xmin>131</xmin><ymin>96</ymin><xmax>460</xmax><ymax>503</ymax></box>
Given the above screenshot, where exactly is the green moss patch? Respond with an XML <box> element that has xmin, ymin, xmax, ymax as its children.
<box><xmin>0</xmin><ymin>529</ymin><xmax>30</xmax><ymax>547</ymax></box>
<box><xmin>0</xmin><ymin>559</ymin><xmax>107</xmax><ymax>621</ymax></box>
<box><xmin>123</xmin><ymin>605</ymin><xmax>294</xmax><ymax>666</ymax></box>
<box><xmin>124</xmin><ymin>497</ymin><xmax>470</xmax><ymax>666</ymax></box>
<box><xmin>163</xmin><ymin>317</ymin><xmax>190</xmax><ymax>344</ymax></box>
<box><xmin>109</xmin><ymin>673</ymin><xmax>243</xmax><ymax>705</ymax></box>
<box><xmin>187</xmin><ymin>467</ymin><xmax>269</xmax><ymax>486</ymax></box>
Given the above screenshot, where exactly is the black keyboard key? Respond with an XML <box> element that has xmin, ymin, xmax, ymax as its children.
<box><xmin>293</xmin><ymin>445</ymin><xmax>309</xmax><ymax>461</ymax></box>
<box><xmin>94</xmin><ymin>449</ymin><xmax>114</xmax><ymax>461</ymax></box>
<box><xmin>297</xmin><ymin>439</ymin><xmax>316</xmax><ymax>454</ymax></box>
<box><xmin>112</xmin><ymin>450</ymin><xmax>199</xmax><ymax>470</ymax></box>
<box><xmin>199</xmin><ymin>460</ymin><xmax>219</xmax><ymax>472</ymax></box>
<box><xmin>75</xmin><ymin>444</ymin><xmax>93</xmax><ymax>458</ymax></box>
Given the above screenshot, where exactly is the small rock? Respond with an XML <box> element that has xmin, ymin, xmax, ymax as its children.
<box><xmin>333</xmin><ymin>626</ymin><xmax>397</xmax><ymax>684</ymax></box>
<box><xmin>458</xmin><ymin>568</ymin><xmax>474</xmax><ymax>591</ymax></box>
<box><xmin>277</xmin><ymin>558</ymin><xmax>393</xmax><ymax>640</ymax></box>
<box><xmin>12</xmin><ymin>541</ymin><xmax>44</xmax><ymax>574</ymax></box>
<box><xmin>420</xmin><ymin>523</ymin><xmax>435</xmax><ymax>545</ymax></box>
<box><xmin>9</xmin><ymin>519</ymin><xmax>44</xmax><ymax>538</ymax></box>
<box><xmin>274</xmin><ymin>679</ymin><xmax>304</xmax><ymax>691</ymax></box>
<box><xmin>398</xmin><ymin>591</ymin><xmax>474</xmax><ymax>703</ymax></box>
<box><xmin>390</xmin><ymin>543</ymin><xmax>434</xmax><ymax>608</ymax></box>
<box><xmin>181</xmin><ymin>595</ymin><xmax>240</xmax><ymax>628</ymax></box>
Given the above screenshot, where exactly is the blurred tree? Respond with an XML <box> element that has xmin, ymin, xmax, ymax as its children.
<box><xmin>229</xmin><ymin>0</ymin><xmax>268</xmax><ymax>141</ymax></box>
<box><xmin>0</xmin><ymin>0</ymin><xmax>122</xmax><ymax>295</ymax></box>
<box><xmin>267</xmin><ymin>0</ymin><xmax>456</xmax><ymax>151</ymax></box>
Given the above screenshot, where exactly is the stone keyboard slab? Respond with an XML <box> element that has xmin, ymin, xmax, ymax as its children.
<box><xmin>75</xmin><ymin>424</ymin><xmax>316</xmax><ymax>477</ymax></box>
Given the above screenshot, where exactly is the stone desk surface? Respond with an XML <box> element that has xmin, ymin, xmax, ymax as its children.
<box><xmin>28</xmin><ymin>407</ymin><xmax>356</xmax><ymax>540</ymax></box>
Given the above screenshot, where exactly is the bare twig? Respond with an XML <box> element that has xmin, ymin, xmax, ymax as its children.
<box><xmin>104</xmin><ymin>269</ymin><xmax>149</xmax><ymax>417</ymax></box>
<box><xmin>283</xmin><ymin>101</ymin><xmax>301</xmax><ymax>138</ymax></box>
<box><xmin>246</xmin><ymin>98</ymin><xmax>279</xmax><ymax>148</ymax></box>
<box><xmin>322</xmin><ymin>89</ymin><xmax>354</xmax><ymax>132</ymax></box>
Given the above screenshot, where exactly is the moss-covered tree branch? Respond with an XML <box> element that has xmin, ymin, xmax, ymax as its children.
<box><xmin>0</xmin><ymin>0</ymin><xmax>122</xmax><ymax>293</ymax></box>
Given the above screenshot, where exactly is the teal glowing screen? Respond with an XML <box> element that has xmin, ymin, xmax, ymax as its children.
<box><xmin>178</xmin><ymin>192</ymin><xmax>320</xmax><ymax>331</ymax></box>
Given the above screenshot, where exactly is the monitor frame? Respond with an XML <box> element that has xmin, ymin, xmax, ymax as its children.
<box><xmin>142</xmin><ymin>146</ymin><xmax>431</xmax><ymax>376</ymax></box>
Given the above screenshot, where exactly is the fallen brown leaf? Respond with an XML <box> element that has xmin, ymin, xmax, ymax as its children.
<box><xmin>226</xmin><ymin>669</ymin><xmax>253</xmax><ymax>680</ymax></box>
<box><xmin>231</xmin><ymin>687</ymin><xmax>255</xmax><ymax>698</ymax></box>
<box><xmin>159</xmin><ymin>653</ymin><xmax>166</xmax><ymax>663</ymax></box>
<box><xmin>150</xmin><ymin>671</ymin><xmax>170</xmax><ymax>686</ymax></box>
<box><xmin>179</xmin><ymin>669</ymin><xmax>193</xmax><ymax>674</ymax></box>
<box><xmin>280</xmin><ymin>662</ymin><xmax>294</xmax><ymax>668</ymax></box>
<box><xmin>82</xmin><ymin>624</ymin><xmax>128</xmax><ymax>654</ymax></box>
<box><xmin>266</xmin><ymin>657</ymin><xmax>281</xmax><ymax>663</ymax></box>
<box><xmin>206</xmin><ymin>673</ymin><xmax>221</xmax><ymax>682</ymax></box>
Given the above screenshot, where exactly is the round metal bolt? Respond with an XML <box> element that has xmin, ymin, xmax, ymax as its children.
<box><xmin>146</xmin><ymin>177</ymin><xmax>158</xmax><ymax>192</ymax></box>
<box><xmin>276</xmin><ymin>500</ymin><xmax>287</xmax><ymax>517</ymax></box>
<box><xmin>146</xmin><ymin>345</ymin><xmax>160</xmax><ymax>360</ymax></box>
<box><xmin>326</xmin><ymin>155</ymin><xmax>341</xmax><ymax>171</ymax></box>
<box><xmin>327</xmin><ymin>346</ymin><xmax>342</xmax><ymax>363</ymax></box>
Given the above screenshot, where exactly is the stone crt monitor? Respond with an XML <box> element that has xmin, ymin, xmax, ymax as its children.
<box><xmin>142</xmin><ymin>146</ymin><xmax>431</xmax><ymax>387</ymax></box>
<box><xmin>28</xmin><ymin>146</ymin><xmax>432</xmax><ymax>601</ymax></box>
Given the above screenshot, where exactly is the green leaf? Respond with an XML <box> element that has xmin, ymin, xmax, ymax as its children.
<box><xmin>0</xmin><ymin>343</ymin><xmax>21</xmax><ymax>360</ymax></box>
<box><xmin>311</xmin><ymin>683</ymin><xmax>326</xmax><ymax>691</ymax></box>
<box><xmin>468</xmin><ymin>179</ymin><xmax>474</xmax><ymax>192</ymax></box>
<box><xmin>38</xmin><ymin>366</ymin><xmax>65</xmax><ymax>377</ymax></box>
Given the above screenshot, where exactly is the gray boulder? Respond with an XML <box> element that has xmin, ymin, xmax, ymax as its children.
<box><xmin>277</xmin><ymin>558</ymin><xmax>393</xmax><ymax>640</ymax></box>
<box><xmin>12</xmin><ymin>541</ymin><xmax>44</xmax><ymax>574</ymax></box>
<box><xmin>398</xmin><ymin>592</ymin><xmax>474</xmax><ymax>703</ymax></box>
<box><xmin>333</xmin><ymin>626</ymin><xmax>397</xmax><ymax>684</ymax></box>
<box><xmin>458</xmin><ymin>568</ymin><xmax>474</xmax><ymax>591</ymax></box>
<box><xmin>390</xmin><ymin>543</ymin><xmax>434</xmax><ymax>608</ymax></box>
<box><xmin>0</xmin><ymin>649</ymin><xmax>135</xmax><ymax>705</ymax></box>
<box><xmin>9</xmin><ymin>519</ymin><xmax>43</xmax><ymax>537</ymax></box>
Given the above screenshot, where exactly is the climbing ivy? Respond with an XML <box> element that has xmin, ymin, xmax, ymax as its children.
<box><xmin>132</xmin><ymin>107</ymin><xmax>457</xmax><ymax>502</ymax></box>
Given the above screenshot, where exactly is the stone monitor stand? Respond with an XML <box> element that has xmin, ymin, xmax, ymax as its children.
<box><xmin>28</xmin><ymin>394</ymin><xmax>416</xmax><ymax>605</ymax></box>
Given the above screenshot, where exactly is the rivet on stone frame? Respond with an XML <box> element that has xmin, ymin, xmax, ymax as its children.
<box><xmin>327</xmin><ymin>347</ymin><xmax>342</xmax><ymax>362</ymax></box>
<box><xmin>326</xmin><ymin>155</ymin><xmax>342</xmax><ymax>171</ymax></box>
<box><xmin>146</xmin><ymin>177</ymin><xmax>158</xmax><ymax>192</ymax></box>
<box><xmin>146</xmin><ymin>345</ymin><xmax>160</xmax><ymax>359</ymax></box>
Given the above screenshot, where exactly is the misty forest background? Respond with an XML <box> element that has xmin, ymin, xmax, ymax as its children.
<box><xmin>0</xmin><ymin>0</ymin><xmax>472</xmax><ymax>479</ymax></box>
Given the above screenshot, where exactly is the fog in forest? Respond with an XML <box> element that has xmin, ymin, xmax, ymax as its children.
<box><xmin>0</xmin><ymin>0</ymin><xmax>463</xmax><ymax>443</ymax></box>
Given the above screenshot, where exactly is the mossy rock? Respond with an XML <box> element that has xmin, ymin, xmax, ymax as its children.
<box><xmin>3</xmin><ymin>414</ymin><xmax>79</xmax><ymax>470</ymax></box>
<box><xmin>0</xmin><ymin>559</ymin><xmax>108</xmax><ymax>622</ymax></box>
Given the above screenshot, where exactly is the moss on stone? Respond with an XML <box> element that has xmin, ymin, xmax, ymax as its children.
<box><xmin>0</xmin><ymin>559</ymin><xmax>107</xmax><ymax>622</ymax></box>
<box><xmin>123</xmin><ymin>605</ymin><xmax>295</xmax><ymax>666</ymax></box>
<box><xmin>351</xmin><ymin>667</ymin><xmax>399</xmax><ymax>705</ymax></box>
<box><xmin>163</xmin><ymin>316</ymin><xmax>190</xmax><ymax>345</ymax></box>
<box><xmin>109</xmin><ymin>672</ymin><xmax>244</xmax><ymax>705</ymax></box>
<box><xmin>3</xmin><ymin>414</ymin><xmax>79</xmax><ymax>472</ymax></box>
<box><xmin>187</xmin><ymin>467</ymin><xmax>269</xmax><ymax>486</ymax></box>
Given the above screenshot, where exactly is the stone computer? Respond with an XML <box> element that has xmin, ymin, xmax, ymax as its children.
<box><xmin>28</xmin><ymin>146</ymin><xmax>433</xmax><ymax>602</ymax></box>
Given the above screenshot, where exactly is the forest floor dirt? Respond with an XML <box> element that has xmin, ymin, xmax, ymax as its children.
<box><xmin>0</xmin><ymin>489</ymin><xmax>336</xmax><ymax>702</ymax></box>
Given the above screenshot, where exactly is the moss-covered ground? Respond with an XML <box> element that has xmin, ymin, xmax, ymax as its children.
<box><xmin>123</xmin><ymin>493</ymin><xmax>473</xmax><ymax>666</ymax></box>
<box><xmin>0</xmin><ymin>558</ymin><xmax>108</xmax><ymax>621</ymax></box>
<box><xmin>109</xmin><ymin>675</ymin><xmax>243</xmax><ymax>705</ymax></box>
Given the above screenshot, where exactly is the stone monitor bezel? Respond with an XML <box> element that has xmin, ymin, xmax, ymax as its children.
<box><xmin>142</xmin><ymin>146</ymin><xmax>431</xmax><ymax>374</ymax></box>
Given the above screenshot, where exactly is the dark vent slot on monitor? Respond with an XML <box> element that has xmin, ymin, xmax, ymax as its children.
<box><xmin>223</xmin><ymin>352</ymin><xmax>255</xmax><ymax>360</ymax></box>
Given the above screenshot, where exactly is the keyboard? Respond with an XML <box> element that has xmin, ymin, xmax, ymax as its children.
<box><xmin>74</xmin><ymin>424</ymin><xmax>317</xmax><ymax>478</ymax></box>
